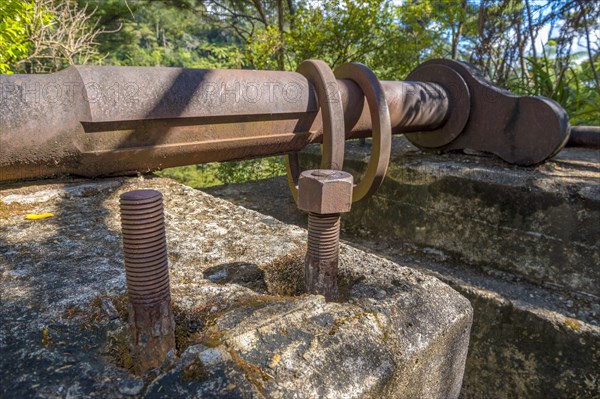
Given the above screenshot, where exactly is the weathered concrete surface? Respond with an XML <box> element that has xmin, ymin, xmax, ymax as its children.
<box><xmin>0</xmin><ymin>176</ymin><xmax>472</xmax><ymax>398</ymax></box>
<box><xmin>303</xmin><ymin>137</ymin><xmax>599</xmax><ymax>296</ymax></box>
<box><xmin>354</xmin><ymin>239</ymin><xmax>600</xmax><ymax>399</ymax></box>
<box><xmin>205</xmin><ymin>140</ymin><xmax>600</xmax><ymax>399</ymax></box>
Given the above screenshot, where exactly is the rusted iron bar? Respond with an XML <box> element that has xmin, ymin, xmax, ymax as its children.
<box><xmin>0</xmin><ymin>66</ymin><xmax>447</xmax><ymax>182</ymax></box>
<box><xmin>0</xmin><ymin>59</ymin><xmax>571</xmax><ymax>182</ymax></box>
<box><xmin>567</xmin><ymin>126</ymin><xmax>600</xmax><ymax>148</ymax></box>
<box><xmin>120</xmin><ymin>189</ymin><xmax>175</xmax><ymax>374</ymax></box>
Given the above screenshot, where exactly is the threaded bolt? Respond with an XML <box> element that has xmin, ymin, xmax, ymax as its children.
<box><xmin>120</xmin><ymin>189</ymin><xmax>175</xmax><ymax>374</ymax></box>
<box><xmin>298</xmin><ymin>170</ymin><xmax>353</xmax><ymax>301</ymax></box>
<box><xmin>306</xmin><ymin>213</ymin><xmax>341</xmax><ymax>300</ymax></box>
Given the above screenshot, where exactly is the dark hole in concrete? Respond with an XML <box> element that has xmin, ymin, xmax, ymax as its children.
<box><xmin>203</xmin><ymin>262</ymin><xmax>268</xmax><ymax>294</ymax></box>
<box><xmin>200</xmin><ymin>249</ymin><xmax>365</xmax><ymax>304</ymax></box>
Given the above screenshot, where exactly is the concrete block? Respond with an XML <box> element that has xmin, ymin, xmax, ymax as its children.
<box><xmin>327</xmin><ymin>138</ymin><xmax>599</xmax><ymax>296</ymax></box>
<box><xmin>204</xmin><ymin>139</ymin><xmax>600</xmax><ymax>398</ymax></box>
<box><xmin>0</xmin><ymin>176</ymin><xmax>471</xmax><ymax>398</ymax></box>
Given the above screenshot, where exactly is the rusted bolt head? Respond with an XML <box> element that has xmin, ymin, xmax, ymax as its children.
<box><xmin>298</xmin><ymin>169</ymin><xmax>354</xmax><ymax>214</ymax></box>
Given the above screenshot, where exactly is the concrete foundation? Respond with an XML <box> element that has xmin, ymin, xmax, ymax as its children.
<box><xmin>330</xmin><ymin>138</ymin><xmax>599</xmax><ymax>296</ymax></box>
<box><xmin>206</xmin><ymin>137</ymin><xmax>600</xmax><ymax>398</ymax></box>
<box><xmin>0</xmin><ymin>176</ymin><xmax>472</xmax><ymax>398</ymax></box>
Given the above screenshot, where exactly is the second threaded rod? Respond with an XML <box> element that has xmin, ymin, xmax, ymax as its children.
<box><xmin>120</xmin><ymin>189</ymin><xmax>175</xmax><ymax>374</ymax></box>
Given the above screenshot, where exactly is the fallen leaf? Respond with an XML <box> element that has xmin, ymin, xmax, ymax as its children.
<box><xmin>268</xmin><ymin>353</ymin><xmax>281</xmax><ymax>369</ymax></box>
<box><xmin>25</xmin><ymin>213</ymin><xmax>54</xmax><ymax>220</ymax></box>
<box><xmin>42</xmin><ymin>327</ymin><xmax>51</xmax><ymax>347</ymax></box>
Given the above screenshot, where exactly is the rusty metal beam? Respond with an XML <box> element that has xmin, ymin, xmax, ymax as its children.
<box><xmin>0</xmin><ymin>66</ymin><xmax>448</xmax><ymax>181</ymax></box>
<box><xmin>0</xmin><ymin>59</ymin><xmax>572</xmax><ymax>182</ymax></box>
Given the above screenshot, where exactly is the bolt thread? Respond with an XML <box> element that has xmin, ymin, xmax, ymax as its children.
<box><xmin>307</xmin><ymin>213</ymin><xmax>340</xmax><ymax>260</ymax></box>
<box><xmin>120</xmin><ymin>190</ymin><xmax>170</xmax><ymax>306</ymax></box>
<box><xmin>305</xmin><ymin>213</ymin><xmax>341</xmax><ymax>300</ymax></box>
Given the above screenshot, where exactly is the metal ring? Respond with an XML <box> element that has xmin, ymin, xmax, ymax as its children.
<box><xmin>286</xmin><ymin>59</ymin><xmax>345</xmax><ymax>203</ymax></box>
<box><xmin>334</xmin><ymin>62</ymin><xmax>391</xmax><ymax>202</ymax></box>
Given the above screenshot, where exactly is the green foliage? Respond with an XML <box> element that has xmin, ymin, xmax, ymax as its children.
<box><xmin>3</xmin><ymin>0</ymin><xmax>599</xmax><ymax>187</ymax></box>
<box><xmin>246</xmin><ymin>0</ymin><xmax>471</xmax><ymax>79</ymax></box>
<box><xmin>214</xmin><ymin>156</ymin><xmax>287</xmax><ymax>185</ymax></box>
<box><xmin>2</xmin><ymin>0</ymin><xmax>102</xmax><ymax>74</ymax></box>
<box><xmin>0</xmin><ymin>0</ymin><xmax>34</xmax><ymax>74</ymax></box>
<box><xmin>246</xmin><ymin>26</ymin><xmax>284</xmax><ymax>70</ymax></box>
<box><xmin>278</xmin><ymin>0</ymin><xmax>439</xmax><ymax>78</ymax></box>
<box><xmin>157</xmin><ymin>156</ymin><xmax>287</xmax><ymax>188</ymax></box>
<box><xmin>155</xmin><ymin>164</ymin><xmax>221</xmax><ymax>188</ymax></box>
<box><xmin>92</xmin><ymin>0</ymin><xmax>245</xmax><ymax>69</ymax></box>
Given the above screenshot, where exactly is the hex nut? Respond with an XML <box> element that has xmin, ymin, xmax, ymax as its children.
<box><xmin>298</xmin><ymin>169</ymin><xmax>354</xmax><ymax>214</ymax></box>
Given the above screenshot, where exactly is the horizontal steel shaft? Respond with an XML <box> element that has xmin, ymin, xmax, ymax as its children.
<box><xmin>0</xmin><ymin>66</ymin><xmax>449</xmax><ymax>181</ymax></box>
<box><xmin>567</xmin><ymin>126</ymin><xmax>600</xmax><ymax>148</ymax></box>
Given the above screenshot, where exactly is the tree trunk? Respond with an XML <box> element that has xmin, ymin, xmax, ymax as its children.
<box><xmin>525</xmin><ymin>0</ymin><xmax>538</xmax><ymax>65</ymax></box>
<box><xmin>252</xmin><ymin>0</ymin><xmax>269</xmax><ymax>27</ymax></box>
<box><xmin>451</xmin><ymin>0</ymin><xmax>467</xmax><ymax>60</ymax></box>
<box><xmin>277</xmin><ymin>0</ymin><xmax>285</xmax><ymax>70</ymax></box>
<box><xmin>579</xmin><ymin>1</ymin><xmax>600</xmax><ymax>91</ymax></box>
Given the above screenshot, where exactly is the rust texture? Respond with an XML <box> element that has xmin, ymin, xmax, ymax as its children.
<box><xmin>298</xmin><ymin>170</ymin><xmax>354</xmax><ymax>300</ymax></box>
<box><xmin>0</xmin><ymin>65</ymin><xmax>447</xmax><ymax>182</ymax></box>
<box><xmin>334</xmin><ymin>62</ymin><xmax>391</xmax><ymax>202</ymax></box>
<box><xmin>288</xmin><ymin>61</ymin><xmax>392</xmax><ymax>205</ymax></box>
<box><xmin>0</xmin><ymin>59</ymin><xmax>571</xmax><ymax>182</ymax></box>
<box><xmin>286</xmin><ymin>59</ymin><xmax>346</xmax><ymax>202</ymax></box>
<box><xmin>405</xmin><ymin>59</ymin><xmax>570</xmax><ymax>165</ymax></box>
<box><xmin>120</xmin><ymin>189</ymin><xmax>175</xmax><ymax>374</ymax></box>
<box><xmin>306</xmin><ymin>213</ymin><xmax>342</xmax><ymax>300</ymax></box>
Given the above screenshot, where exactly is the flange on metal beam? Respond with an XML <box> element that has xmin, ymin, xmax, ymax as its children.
<box><xmin>404</xmin><ymin>59</ymin><xmax>570</xmax><ymax>166</ymax></box>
